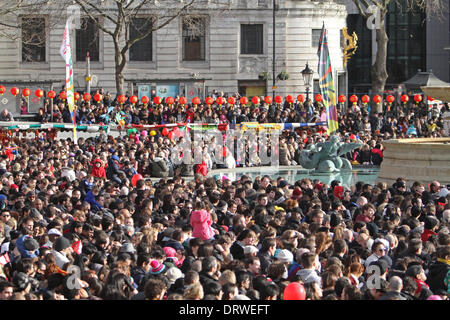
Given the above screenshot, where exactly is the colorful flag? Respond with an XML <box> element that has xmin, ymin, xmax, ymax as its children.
<box><xmin>317</xmin><ymin>23</ymin><xmax>339</xmax><ymax>135</ymax></box>
<box><xmin>60</xmin><ymin>19</ymin><xmax>77</xmax><ymax>143</ymax></box>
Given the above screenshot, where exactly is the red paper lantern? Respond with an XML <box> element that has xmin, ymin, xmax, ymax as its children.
<box><xmin>427</xmin><ymin>96</ymin><xmax>434</xmax><ymax>102</ymax></box>
<box><xmin>286</xmin><ymin>95</ymin><xmax>294</xmax><ymax>104</ymax></box>
<box><xmin>205</xmin><ymin>97</ymin><xmax>213</xmax><ymax>105</ymax></box>
<box><xmin>315</xmin><ymin>94</ymin><xmax>323</xmax><ymax>103</ymax></box>
<box><xmin>386</xmin><ymin>95</ymin><xmax>395</xmax><ymax>103</ymax></box>
<box><xmin>297</xmin><ymin>94</ymin><xmax>304</xmax><ymax>103</ymax></box>
<box><xmin>0</xmin><ymin>85</ymin><xmax>5</xmax><ymax>95</ymax></box>
<box><xmin>227</xmin><ymin>97</ymin><xmax>235</xmax><ymax>105</ymax></box>
<box><xmin>274</xmin><ymin>95</ymin><xmax>283</xmax><ymax>104</ymax></box>
<box><xmin>192</xmin><ymin>97</ymin><xmax>200</xmax><ymax>105</ymax></box>
<box><xmin>251</xmin><ymin>96</ymin><xmax>260</xmax><ymax>105</ymax></box>
<box><xmin>240</xmin><ymin>96</ymin><xmax>249</xmax><ymax>105</ymax></box>
<box><xmin>74</xmin><ymin>92</ymin><xmax>80</xmax><ymax>101</ymax></box>
<box><xmin>153</xmin><ymin>96</ymin><xmax>162</xmax><ymax>105</ymax></box>
<box><xmin>60</xmin><ymin>91</ymin><xmax>67</xmax><ymax>100</ymax></box>
<box><xmin>373</xmin><ymin>94</ymin><xmax>382</xmax><ymax>103</ymax></box>
<box><xmin>22</xmin><ymin>88</ymin><xmax>31</xmax><ymax>97</ymax></box>
<box><xmin>34</xmin><ymin>89</ymin><xmax>44</xmax><ymax>98</ymax></box>
<box><xmin>400</xmin><ymin>94</ymin><xmax>409</xmax><ymax>103</ymax></box>
<box><xmin>216</xmin><ymin>97</ymin><xmax>225</xmax><ymax>105</ymax></box>
<box><xmin>338</xmin><ymin>95</ymin><xmax>346</xmax><ymax>103</ymax></box>
<box><xmin>47</xmin><ymin>90</ymin><xmax>56</xmax><ymax>99</ymax></box>
<box><xmin>83</xmin><ymin>93</ymin><xmax>91</xmax><ymax>102</ymax></box>
<box><xmin>414</xmin><ymin>94</ymin><xmax>422</xmax><ymax>103</ymax></box>
<box><xmin>10</xmin><ymin>87</ymin><xmax>19</xmax><ymax>96</ymax></box>
<box><xmin>161</xmin><ymin>127</ymin><xmax>169</xmax><ymax>136</ymax></box>
<box><xmin>361</xmin><ymin>95</ymin><xmax>370</xmax><ymax>104</ymax></box>
<box><xmin>94</xmin><ymin>93</ymin><xmax>103</xmax><ymax>102</ymax></box>
<box><xmin>178</xmin><ymin>96</ymin><xmax>187</xmax><ymax>105</ymax></box>
<box><xmin>165</xmin><ymin>96</ymin><xmax>174</xmax><ymax>105</ymax></box>
<box><xmin>141</xmin><ymin>96</ymin><xmax>149</xmax><ymax>105</ymax></box>
<box><xmin>264</xmin><ymin>96</ymin><xmax>272</xmax><ymax>104</ymax></box>
<box><xmin>349</xmin><ymin>95</ymin><xmax>358</xmax><ymax>103</ymax></box>
<box><xmin>130</xmin><ymin>95</ymin><xmax>139</xmax><ymax>104</ymax></box>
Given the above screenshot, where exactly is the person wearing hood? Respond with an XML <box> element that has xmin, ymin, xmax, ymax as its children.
<box><xmin>14</xmin><ymin>235</ymin><xmax>40</xmax><ymax>260</ymax></box>
<box><xmin>149</xmin><ymin>153</ymin><xmax>169</xmax><ymax>178</ymax></box>
<box><xmin>106</xmin><ymin>154</ymin><xmax>122</xmax><ymax>184</ymax></box>
<box><xmin>296</xmin><ymin>252</ymin><xmax>321</xmax><ymax>287</ymax></box>
<box><xmin>90</xmin><ymin>158</ymin><xmax>106</xmax><ymax>179</ymax></box>
<box><xmin>190</xmin><ymin>202</ymin><xmax>215</xmax><ymax>241</ymax></box>
<box><xmin>51</xmin><ymin>236</ymin><xmax>73</xmax><ymax>269</ymax></box>
<box><xmin>84</xmin><ymin>185</ymin><xmax>103</xmax><ymax>213</ymax></box>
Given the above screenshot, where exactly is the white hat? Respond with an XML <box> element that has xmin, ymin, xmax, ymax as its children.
<box><xmin>275</xmin><ymin>249</ymin><xmax>294</xmax><ymax>264</ymax></box>
<box><xmin>48</xmin><ymin>228</ymin><xmax>62</xmax><ymax>237</ymax></box>
<box><xmin>166</xmin><ymin>267</ymin><xmax>183</xmax><ymax>285</ymax></box>
<box><xmin>244</xmin><ymin>245</ymin><xmax>259</xmax><ymax>255</ymax></box>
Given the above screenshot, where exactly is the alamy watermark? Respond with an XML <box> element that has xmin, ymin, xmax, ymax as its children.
<box><xmin>366</xmin><ymin>5</ymin><xmax>382</xmax><ymax>30</ymax></box>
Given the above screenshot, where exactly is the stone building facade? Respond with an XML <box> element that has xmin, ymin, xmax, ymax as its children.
<box><xmin>0</xmin><ymin>0</ymin><xmax>347</xmax><ymax>114</ymax></box>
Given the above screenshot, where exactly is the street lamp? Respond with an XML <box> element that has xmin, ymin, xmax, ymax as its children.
<box><xmin>301</xmin><ymin>62</ymin><xmax>314</xmax><ymax>101</ymax></box>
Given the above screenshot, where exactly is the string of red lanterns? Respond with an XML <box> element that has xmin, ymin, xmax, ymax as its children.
<box><xmin>0</xmin><ymin>86</ymin><xmax>435</xmax><ymax>109</ymax></box>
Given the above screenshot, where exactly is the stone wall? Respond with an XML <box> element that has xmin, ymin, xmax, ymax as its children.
<box><xmin>377</xmin><ymin>137</ymin><xmax>450</xmax><ymax>185</ymax></box>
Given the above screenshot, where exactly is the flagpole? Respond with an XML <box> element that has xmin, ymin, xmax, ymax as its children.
<box><xmin>61</xmin><ymin>18</ymin><xmax>77</xmax><ymax>144</ymax></box>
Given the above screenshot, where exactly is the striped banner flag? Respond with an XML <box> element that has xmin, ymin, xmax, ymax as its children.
<box><xmin>317</xmin><ymin>23</ymin><xmax>339</xmax><ymax>135</ymax></box>
<box><xmin>60</xmin><ymin>19</ymin><xmax>77</xmax><ymax>143</ymax></box>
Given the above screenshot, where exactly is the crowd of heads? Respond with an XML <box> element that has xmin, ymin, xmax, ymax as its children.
<box><xmin>13</xmin><ymin>88</ymin><xmax>443</xmax><ymax>168</ymax></box>
<box><xmin>0</xmin><ymin>87</ymin><xmax>448</xmax><ymax>300</ymax></box>
<box><xmin>0</xmin><ymin>125</ymin><xmax>448</xmax><ymax>300</ymax></box>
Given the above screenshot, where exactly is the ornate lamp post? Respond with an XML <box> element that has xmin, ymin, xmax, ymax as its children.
<box><xmin>301</xmin><ymin>62</ymin><xmax>314</xmax><ymax>102</ymax></box>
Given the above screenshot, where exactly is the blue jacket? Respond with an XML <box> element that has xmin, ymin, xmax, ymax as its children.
<box><xmin>85</xmin><ymin>190</ymin><xmax>103</xmax><ymax>212</ymax></box>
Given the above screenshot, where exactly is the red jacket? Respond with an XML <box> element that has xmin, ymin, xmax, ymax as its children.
<box><xmin>190</xmin><ymin>210</ymin><xmax>215</xmax><ymax>240</ymax></box>
<box><xmin>91</xmin><ymin>159</ymin><xmax>106</xmax><ymax>178</ymax></box>
<box><xmin>421</xmin><ymin>228</ymin><xmax>437</xmax><ymax>243</ymax></box>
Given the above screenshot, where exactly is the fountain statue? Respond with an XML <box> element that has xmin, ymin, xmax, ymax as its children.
<box><xmin>298</xmin><ymin>135</ymin><xmax>362</xmax><ymax>172</ymax></box>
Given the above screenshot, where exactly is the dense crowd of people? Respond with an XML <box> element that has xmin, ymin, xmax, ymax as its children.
<box><xmin>11</xmin><ymin>88</ymin><xmax>442</xmax><ymax>168</ymax></box>
<box><xmin>0</xmin><ymin>88</ymin><xmax>448</xmax><ymax>301</ymax></box>
<box><xmin>0</xmin><ymin>124</ymin><xmax>448</xmax><ymax>300</ymax></box>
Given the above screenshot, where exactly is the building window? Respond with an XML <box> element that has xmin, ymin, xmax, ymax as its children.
<box><xmin>182</xmin><ymin>17</ymin><xmax>206</xmax><ymax>61</ymax></box>
<box><xmin>21</xmin><ymin>17</ymin><xmax>46</xmax><ymax>62</ymax></box>
<box><xmin>241</xmin><ymin>24</ymin><xmax>263</xmax><ymax>54</ymax></box>
<box><xmin>76</xmin><ymin>17</ymin><xmax>100</xmax><ymax>62</ymax></box>
<box><xmin>311</xmin><ymin>29</ymin><xmax>322</xmax><ymax>48</ymax></box>
<box><xmin>129</xmin><ymin>18</ymin><xmax>153</xmax><ymax>61</ymax></box>
<box><xmin>386</xmin><ymin>0</ymin><xmax>426</xmax><ymax>84</ymax></box>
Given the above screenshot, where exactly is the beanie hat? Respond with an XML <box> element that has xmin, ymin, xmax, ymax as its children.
<box><xmin>292</xmin><ymin>187</ymin><xmax>302</xmax><ymax>198</ymax></box>
<box><xmin>275</xmin><ymin>249</ymin><xmax>294</xmax><ymax>264</ymax></box>
<box><xmin>54</xmin><ymin>236</ymin><xmax>71</xmax><ymax>252</ymax></box>
<box><xmin>119</xmin><ymin>242</ymin><xmax>136</xmax><ymax>254</ymax></box>
<box><xmin>166</xmin><ymin>267</ymin><xmax>183</xmax><ymax>285</ymax></box>
<box><xmin>150</xmin><ymin>260</ymin><xmax>166</xmax><ymax>275</ymax></box>
<box><xmin>163</xmin><ymin>246</ymin><xmax>176</xmax><ymax>258</ymax></box>
<box><xmin>424</xmin><ymin>216</ymin><xmax>438</xmax><ymax>230</ymax></box>
<box><xmin>23</xmin><ymin>237</ymin><xmax>39</xmax><ymax>252</ymax></box>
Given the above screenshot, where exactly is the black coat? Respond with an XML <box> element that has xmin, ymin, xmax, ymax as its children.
<box><xmin>426</xmin><ymin>261</ymin><xmax>450</xmax><ymax>294</ymax></box>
